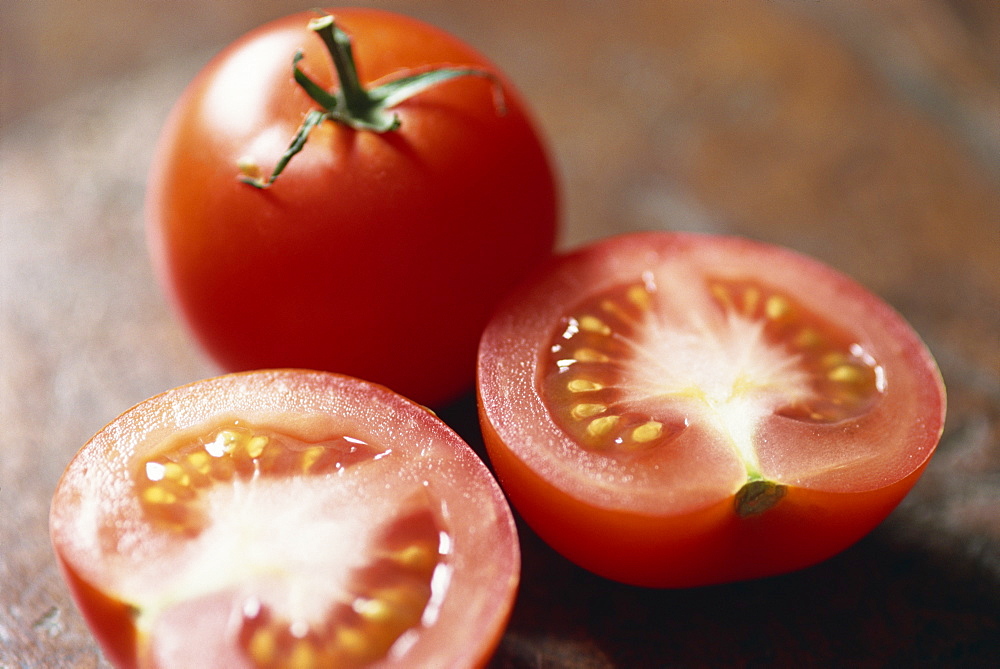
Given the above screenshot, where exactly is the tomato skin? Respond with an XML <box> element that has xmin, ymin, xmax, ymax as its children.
<box><xmin>478</xmin><ymin>231</ymin><xmax>946</xmax><ymax>587</ymax></box>
<box><xmin>146</xmin><ymin>9</ymin><xmax>558</xmax><ymax>408</ymax></box>
<box><xmin>50</xmin><ymin>370</ymin><xmax>520</xmax><ymax>668</ymax></box>
<box><xmin>483</xmin><ymin>421</ymin><xmax>928</xmax><ymax>586</ymax></box>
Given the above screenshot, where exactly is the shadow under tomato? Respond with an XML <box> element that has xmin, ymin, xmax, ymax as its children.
<box><xmin>510</xmin><ymin>525</ymin><xmax>1000</xmax><ymax>668</ymax></box>
<box><xmin>438</xmin><ymin>392</ymin><xmax>1000</xmax><ymax>669</ymax></box>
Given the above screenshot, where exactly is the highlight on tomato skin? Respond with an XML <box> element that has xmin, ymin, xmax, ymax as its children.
<box><xmin>477</xmin><ymin>231</ymin><xmax>947</xmax><ymax>588</ymax></box>
<box><xmin>50</xmin><ymin>370</ymin><xmax>520</xmax><ymax>669</ymax></box>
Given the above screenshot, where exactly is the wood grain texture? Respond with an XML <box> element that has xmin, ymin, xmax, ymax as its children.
<box><xmin>2</xmin><ymin>1</ymin><xmax>997</xmax><ymax>666</ymax></box>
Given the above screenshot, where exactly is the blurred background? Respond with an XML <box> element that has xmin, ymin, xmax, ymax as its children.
<box><xmin>2</xmin><ymin>1</ymin><xmax>998</xmax><ymax>666</ymax></box>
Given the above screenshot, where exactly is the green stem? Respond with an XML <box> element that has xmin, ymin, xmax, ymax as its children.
<box><xmin>310</xmin><ymin>15</ymin><xmax>381</xmax><ymax>124</ymax></box>
<box><xmin>239</xmin><ymin>12</ymin><xmax>504</xmax><ymax>189</ymax></box>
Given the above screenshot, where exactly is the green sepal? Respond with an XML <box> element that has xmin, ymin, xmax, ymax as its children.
<box><xmin>734</xmin><ymin>478</ymin><xmax>787</xmax><ymax>518</ymax></box>
<box><xmin>240</xmin><ymin>12</ymin><xmax>504</xmax><ymax>188</ymax></box>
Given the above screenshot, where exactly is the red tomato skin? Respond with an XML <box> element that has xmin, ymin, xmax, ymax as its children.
<box><xmin>52</xmin><ymin>561</ymin><xmax>138</xmax><ymax>669</ymax></box>
<box><xmin>477</xmin><ymin>231</ymin><xmax>946</xmax><ymax>588</ymax></box>
<box><xmin>51</xmin><ymin>370</ymin><xmax>521</xmax><ymax>668</ymax></box>
<box><xmin>146</xmin><ymin>9</ymin><xmax>558</xmax><ymax>407</ymax></box>
<box><xmin>482</xmin><ymin>415</ymin><xmax>930</xmax><ymax>587</ymax></box>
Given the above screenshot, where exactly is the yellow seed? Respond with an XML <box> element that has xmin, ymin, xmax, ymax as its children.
<box><xmin>574</xmin><ymin>348</ymin><xmax>610</xmax><ymax>363</ymax></box>
<box><xmin>247</xmin><ymin>628</ymin><xmax>276</xmax><ymax>664</ymax></box>
<box><xmin>588</xmin><ymin>415</ymin><xmax>620</xmax><ymax>437</ymax></box>
<box><xmin>765</xmin><ymin>295</ymin><xmax>791</xmax><ymax>320</ymax></box>
<box><xmin>187</xmin><ymin>451</ymin><xmax>212</xmax><ymax>474</ymax></box>
<box><xmin>355</xmin><ymin>597</ymin><xmax>394</xmax><ymax>624</ymax></box>
<box><xmin>568</xmin><ymin>378</ymin><xmax>603</xmax><ymax>393</ymax></box>
<box><xmin>627</xmin><ymin>284</ymin><xmax>651</xmax><ymax>310</ymax></box>
<box><xmin>599</xmin><ymin>299</ymin><xmax>626</xmax><ymax>319</ymax></box>
<box><xmin>631</xmin><ymin>421</ymin><xmax>663</xmax><ymax>443</ymax></box>
<box><xmin>578</xmin><ymin>315</ymin><xmax>612</xmax><ymax>336</ymax></box>
<box><xmin>288</xmin><ymin>640</ymin><xmax>315</xmax><ymax>669</ymax></box>
<box><xmin>301</xmin><ymin>446</ymin><xmax>326</xmax><ymax>471</ymax></box>
<box><xmin>571</xmin><ymin>403</ymin><xmax>607</xmax><ymax>420</ymax></box>
<box><xmin>392</xmin><ymin>544</ymin><xmax>436</xmax><ymax>571</ymax></box>
<box><xmin>829</xmin><ymin>364</ymin><xmax>863</xmax><ymax>383</ymax></box>
<box><xmin>246</xmin><ymin>435</ymin><xmax>268</xmax><ymax>458</ymax></box>
<box><xmin>162</xmin><ymin>462</ymin><xmax>190</xmax><ymax>486</ymax></box>
<box><xmin>336</xmin><ymin>627</ymin><xmax>369</xmax><ymax>657</ymax></box>
<box><xmin>141</xmin><ymin>486</ymin><xmax>176</xmax><ymax>505</ymax></box>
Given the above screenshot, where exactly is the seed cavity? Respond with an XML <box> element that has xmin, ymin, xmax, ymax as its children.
<box><xmin>135</xmin><ymin>423</ymin><xmax>444</xmax><ymax>666</ymax></box>
<box><xmin>543</xmin><ymin>277</ymin><xmax>884</xmax><ymax>460</ymax></box>
<box><xmin>543</xmin><ymin>280</ymin><xmax>683</xmax><ymax>454</ymax></box>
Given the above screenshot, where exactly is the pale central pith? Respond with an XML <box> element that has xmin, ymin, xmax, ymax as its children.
<box><xmin>129</xmin><ymin>474</ymin><xmax>377</xmax><ymax>634</ymax></box>
<box><xmin>624</xmin><ymin>306</ymin><xmax>814</xmax><ymax>476</ymax></box>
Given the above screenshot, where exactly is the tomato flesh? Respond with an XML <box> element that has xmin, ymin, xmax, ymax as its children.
<box><xmin>478</xmin><ymin>232</ymin><xmax>945</xmax><ymax>587</ymax></box>
<box><xmin>51</xmin><ymin>371</ymin><xmax>519</xmax><ymax>668</ymax></box>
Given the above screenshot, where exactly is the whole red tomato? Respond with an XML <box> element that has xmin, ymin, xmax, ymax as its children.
<box><xmin>478</xmin><ymin>232</ymin><xmax>946</xmax><ymax>587</ymax></box>
<box><xmin>146</xmin><ymin>9</ymin><xmax>558</xmax><ymax>407</ymax></box>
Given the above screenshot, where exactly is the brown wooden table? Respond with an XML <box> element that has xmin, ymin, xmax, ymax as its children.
<box><xmin>3</xmin><ymin>1</ymin><xmax>998</xmax><ymax>666</ymax></box>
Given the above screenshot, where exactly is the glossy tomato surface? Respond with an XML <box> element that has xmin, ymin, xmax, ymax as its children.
<box><xmin>478</xmin><ymin>231</ymin><xmax>945</xmax><ymax>588</ymax></box>
<box><xmin>146</xmin><ymin>9</ymin><xmax>558</xmax><ymax>407</ymax></box>
<box><xmin>51</xmin><ymin>370</ymin><xmax>519</xmax><ymax>668</ymax></box>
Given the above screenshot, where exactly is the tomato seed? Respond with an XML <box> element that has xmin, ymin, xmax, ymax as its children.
<box><xmin>571</xmin><ymin>403</ymin><xmax>607</xmax><ymax>419</ymax></box>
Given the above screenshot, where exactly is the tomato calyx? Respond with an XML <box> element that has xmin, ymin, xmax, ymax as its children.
<box><xmin>734</xmin><ymin>478</ymin><xmax>787</xmax><ymax>517</ymax></box>
<box><xmin>239</xmin><ymin>13</ymin><xmax>504</xmax><ymax>188</ymax></box>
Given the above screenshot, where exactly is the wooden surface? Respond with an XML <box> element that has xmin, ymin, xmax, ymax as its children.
<box><xmin>2</xmin><ymin>1</ymin><xmax>998</xmax><ymax>666</ymax></box>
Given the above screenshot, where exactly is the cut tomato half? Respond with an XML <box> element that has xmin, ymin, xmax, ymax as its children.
<box><xmin>50</xmin><ymin>370</ymin><xmax>519</xmax><ymax>668</ymax></box>
<box><xmin>477</xmin><ymin>231</ymin><xmax>945</xmax><ymax>587</ymax></box>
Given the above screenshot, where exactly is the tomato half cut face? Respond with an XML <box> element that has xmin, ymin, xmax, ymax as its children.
<box><xmin>477</xmin><ymin>232</ymin><xmax>945</xmax><ymax>587</ymax></box>
<box><xmin>50</xmin><ymin>370</ymin><xmax>519</xmax><ymax>668</ymax></box>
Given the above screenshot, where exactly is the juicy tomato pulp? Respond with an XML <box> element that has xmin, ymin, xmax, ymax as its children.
<box><xmin>477</xmin><ymin>232</ymin><xmax>945</xmax><ymax>587</ymax></box>
<box><xmin>145</xmin><ymin>9</ymin><xmax>558</xmax><ymax>408</ymax></box>
<box><xmin>50</xmin><ymin>371</ymin><xmax>520</xmax><ymax>668</ymax></box>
